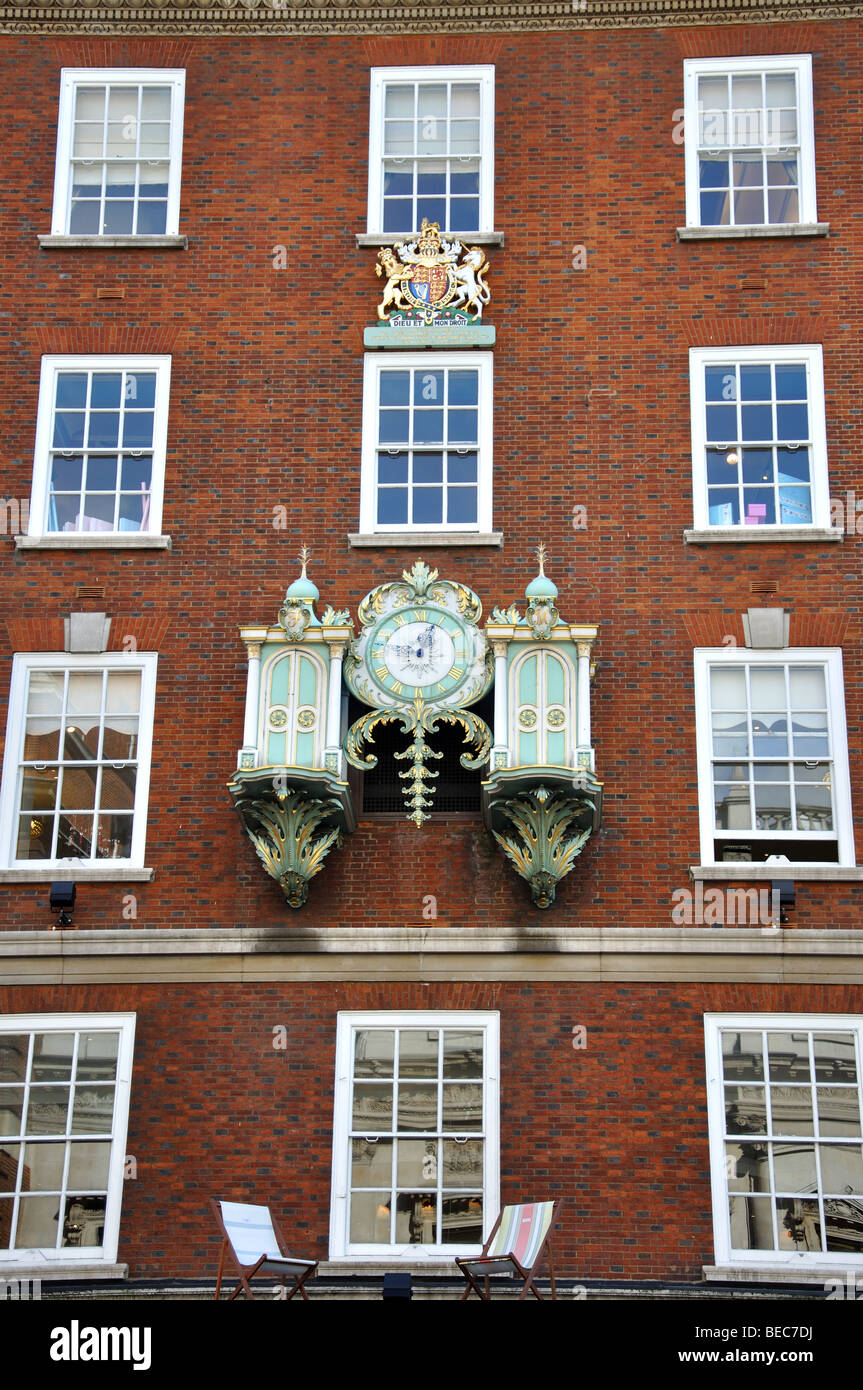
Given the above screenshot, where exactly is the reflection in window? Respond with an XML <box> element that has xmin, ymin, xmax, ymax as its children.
<box><xmin>16</xmin><ymin>667</ymin><xmax>142</xmax><ymax>863</ymax></box>
<box><xmin>348</xmin><ymin>1026</ymin><xmax>485</xmax><ymax>1248</ymax></box>
<box><xmin>703</xmin><ymin>360</ymin><xmax>813</xmax><ymax>527</ymax></box>
<box><xmin>696</xmin><ymin>69</ymin><xmax>801</xmax><ymax>227</ymax></box>
<box><xmin>719</xmin><ymin>1026</ymin><xmax>863</xmax><ymax>1256</ymax></box>
<box><xmin>69</xmin><ymin>83</ymin><xmax>173</xmax><ymax>236</ymax></box>
<box><xmin>47</xmin><ymin>369</ymin><xmax>156</xmax><ymax>535</ymax></box>
<box><xmin>377</xmin><ymin>366</ymin><xmax>479</xmax><ymax>528</ymax></box>
<box><xmin>0</xmin><ymin>1029</ymin><xmax>120</xmax><ymax>1253</ymax></box>
<box><xmin>376</xmin><ymin>77</ymin><xmax>485</xmax><ymax>235</ymax></box>
<box><xmin>708</xmin><ymin>661</ymin><xmax>838</xmax><ymax>862</ymax></box>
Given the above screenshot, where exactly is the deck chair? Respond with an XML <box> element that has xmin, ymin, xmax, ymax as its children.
<box><xmin>211</xmin><ymin>1198</ymin><xmax>318</xmax><ymax>1300</ymax></box>
<box><xmin>455</xmin><ymin>1200</ymin><xmax>560</xmax><ymax>1300</ymax></box>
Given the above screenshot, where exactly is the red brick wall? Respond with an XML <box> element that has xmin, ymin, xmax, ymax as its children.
<box><xmin>4</xmin><ymin>979</ymin><xmax>860</xmax><ymax>1280</ymax></box>
<box><xmin>0</xmin><ymin>20</ymin><xmax>861</xmax><ymax>932</ymax></box>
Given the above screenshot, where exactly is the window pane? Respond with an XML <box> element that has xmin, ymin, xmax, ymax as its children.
<box><xmin>441</xmin><ymin>1195</ymin><xmax>483</xmax><ymax>1244</ymax></box>
<box><xmin>33</xmin><ymin>1034</ymin><xmax>75</xmax><ymax>1083</ymax></box>
<box><xmin>22</xmin><ymin>1141</ymin><xmax>67</xmax><ymax>1191</ymax></box>
<box><xmin>61</xmin><ymin>1194</ymin><xmax>106</xmax><ymax>1247</ymax></box>
<box><xmin>394</xmin><ymin>1194</ymin><xmax>437</xmax><ymax>1243</ymax></box>
<box><xmin>820</xmin><ymin>1144</ymin><xmax>863</xmax><ymax>1193</ymax></box>
<box><xmin>814</xmin><ymin>1034</ymin><xmax>857</xmax><ymax>1084</ymax></box>
<box><xmin>351</xmin><ymin>1137</ymin><xmax>392</xmax><ymax>1186</ymax></box>
<box><xmin>725</xmin><ymin>1085</ymin><xmax>767</xmax><ymax>1134</ymax></box>
<box><xmin>349</xmin><ymin>1191</ymin><xmax>390</xmax><ymax>1243</ymax></box>
<box><xmin>777</xmin><ymin>1197</ymin><xmax>821</xmax><ymax>1251</ymax></box>
<box><xmin>770</xmin><ymin>1086</ymin><xmax>813</xmax><ymax>1136</ymax></box>
<box><xmin>396</xmin><ymin>1138</ymin><xmax>437</xmax><ymax>1186</ymax></box>
<box><xmin>352</xmin><ymin>1083</ymin><xmax>392</xmax><ymax>1131</ymax></box>
<box><xmin>397</xmin><ymin>1084</ymin><xmax>437</xmax><ymax>1131</ymax></box>
<box><xmin>25</xmin><ymin>1086</ymin><xmax>71</xmax><ymax>1136</ymax></box>
<box><xmin>442</xmin><ymin>1138</ymin><xmax>483</xmax><ymax>1185</ymax></box>
<box><xmin>818</xmin><ymin>1088</ymin><xmax>862</xmax><ymax>1138</ymax></box>
<box><xmin>442</xmin><ymin>1083</ymin><xmax>482</xmax><ymax>1131</ymax></box>
<box><xmin>15</xmin><ymin>1195</ymin><xmax>60</xmax><ymax>1248</ymax></box>
<box><xmin>443</xmin><ymin>1031</ymin><xmax>483</xmax><ymax>1078</ymax></box>
<box><xmin>76</xmin><ymin>1034</ymin><xmax>119</xmax><ymax>1082</ymax></box>
<box><xmin>729</xmin><ymin>1194</ymin><xmax>775</xmax><ymax>1250</ymax></box>
<box><xmin>413</xmin><ymin>489</ymin><xmax>443</xmax><ymax>525</ymax></box>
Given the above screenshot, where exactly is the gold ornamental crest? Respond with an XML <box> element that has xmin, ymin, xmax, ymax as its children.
<box><xmin>375</xmin><ymin>219</ymin><xmax>491</xmax><ymax>326</ymax></box>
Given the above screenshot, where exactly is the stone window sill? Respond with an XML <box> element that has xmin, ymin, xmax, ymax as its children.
<box><xmin>39</xmin><ymin>234</ymin><xmax>187</xmax><ymax>250</ymax></box>
<box><xmin>684</xmin><ymin>527</ymin><xmax>842</xmax><ymax>545</ymax></box>
<box><xmin>0</xmin><ymin>1262</ymin><xmax>128</xmax><ymax>1281</ymax></box>
<box><xmin>357</xmin><ymin>231</ymin><xmax>504</xmax><ymax>248</ymax></box>
<box><xmin>15</xmin><ymin>534</ymin><xmax>172</xmax><ymax>550</ymax></box>
<box><xmin>0</xmin><ymin>867</ymin><xmax>155</xmax><ymax>883</ymax></box>
<box><xmin>677</xmin><ymin>224</ymin><xmax>829</xmax><ymax>241</ymax></box>
<box><xmin>349</xmin><ymin>531</ymin><xmax>502</xmax><ymax>548</ymax></box>
<box><xmin>690</xmin><ymin>865</ymin><xmax>863</xmax><ymax>882</ymax></box>
<box><xmin>704</xmin><ymin>1264</ymin><xmax>850</xmax><ymax>1286</ymax></box>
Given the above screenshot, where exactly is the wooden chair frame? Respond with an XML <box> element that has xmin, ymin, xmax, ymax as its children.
<box><xmin>455</xmin><ymin>1199</ymin><xmax>561</xmax><ymax>1301</ymax></box>
<box><xmin>211</xmin><ymin>1197</ymin><xmax>318</xmax><ymax>1301</ymax></box>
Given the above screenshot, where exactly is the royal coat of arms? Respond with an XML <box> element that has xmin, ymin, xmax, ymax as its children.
<box><xmin>375</xmin><ymin>219</ymin><xmax>491</xmax><ymax>326</ymax></box>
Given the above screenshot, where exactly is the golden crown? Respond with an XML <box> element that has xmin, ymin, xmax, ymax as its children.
<box><xmin>416</xmin><ymin>218</ymin><xmax>443</xmax><ymax>254</ymax></box>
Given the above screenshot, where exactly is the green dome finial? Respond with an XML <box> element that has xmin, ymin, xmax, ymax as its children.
<box><xmin>286</xmin><ymin>543</ymin><xmax>320</xmax><ymax>603</ymax></box>
<box><xmin>525</xmin><ymin>541</ymin><xmax>558</xmax><ymax>599</ymax></box>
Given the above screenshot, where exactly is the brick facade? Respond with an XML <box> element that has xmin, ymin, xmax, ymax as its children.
<box><xmin>1</xmin><ymin>12</ymin><xmax>862</xmax><ymax>1289</ymax></box>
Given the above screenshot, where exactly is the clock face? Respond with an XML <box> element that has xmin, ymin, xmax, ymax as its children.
<box><xmin>369</xmin><ymin>607</ymin><xmax>468</xmax><ymax>700</ymax></box>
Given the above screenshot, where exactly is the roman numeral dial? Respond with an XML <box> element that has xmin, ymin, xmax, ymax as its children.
<box><xmin>367</xmin><ymin>607</ymin><xmax>470</xmax><ymax>699</ymax></box>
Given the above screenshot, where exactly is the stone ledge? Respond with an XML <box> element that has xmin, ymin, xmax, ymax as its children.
<box><xmin>677</xmin><ymin>224</ymin><xmax>829</xmax><ymax>240</ymax></box>
<box><xmin>684</xmin><ymin>527</ymin><xmax>842</xmax><ymax>545</ymax></box>
<box><xmin>357</xmin><ymin>232</ymin><xmax>504</xmax><ymax>248</ymax></box>
<box><xmin>3</xmin><ymin>925</ymin><xmax>862</xmax><ymax>955</ymax></box>
<box><xmin>704</xmin><ymin>1264</ymin><xmax>849</xmax><ymax>1287</ymax></box>
<box><xmin>349</xmin><ymin>531</ymin><xmax>503</xmax><ymax>548</ymax></box>
<box><xmin>0</xmin><ymin>1263</ymin><xmax>128</xmax><ymax>1281</ymax></box>
<box><xmin>15</xmin><ymin>534</ymin><xmax>172</xmax><ymax>551</ymax></box>
<box><xmin>690</xmin><ymin>865</ymin><xmax>863</xmax><ymax>882</ymax></box>
<box><xmin>38</xmin><ymin>235</ymin><xmax>187</xmax><ymax>250</ymax></box>
<box><xmin>0</xmin><ymin>867</ymin><xmax>155</xmax><ymax>883</ymax></box>
<box><xmin>2</xmin><ymin>927</ymin><xmax>862</xmax><ymax>988</ymax></box>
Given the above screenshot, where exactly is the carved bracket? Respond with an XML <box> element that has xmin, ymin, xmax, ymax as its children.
<box><xmin>229</xmin><ymin>782</ymin><xmax>345</xmax><ymax>909</ymax></box>
<box><xmin>488</xmin><ymin>782</ymin><xmax>599</xmax><ymax>908</ymax></box>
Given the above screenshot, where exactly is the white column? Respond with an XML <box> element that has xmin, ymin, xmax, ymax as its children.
<box><xmin>576</xmin><ymin>639</ymin><xmax>592</xmax><ymax>767</ymax></box>
<box><xmin>492</xmin><ymin>640</ymin><xmax>509</xmax><ymax>769</ymax></box>
<box><xmin>325</xmin><ymin>641</ymin><xmax>347</xmax><ymax>774</ymax></box>
<box><xmin>239</xmin><ymin>642</ymin><xmax>262</xmax><ymax>768</ymax></box>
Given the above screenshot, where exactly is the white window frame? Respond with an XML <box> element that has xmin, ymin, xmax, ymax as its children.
<box><xmin>705</xmin><ymin>1012</ymin><xmax>863</xmax><ymax>1272</ymax></box>
<box><xmin>683</xmin><ymin>55</ymin><xmax>817</xmax><ymax>229</ymax></box>
<box><xmin>0</xmin><ymin>652</ymin><xmax>158</xmax><ymax>874</ymax></box>
<box><xmin>367</xmin><ymin>66</ymin><xmax>495</xmax><ymax>237</ymax></box>
<box><xmin>689</xmin><ymin>344</ymin><xmax>830</xmax><ymax>533</ymax></box>
<box><xmin>330</xmin><ymin>1010</ymin><xmax>500</xmax><ymax>1260</ymax></box>
<box><xmin>693</xmin><ymin>647</ymin><xmax>855</xmax><ymax>869</ymax></box>
<box><xmin>0</xmin><ymin>1012</ymin><xmax>136</xmax><ymax>1268</ymax></box>
<box><xmin>50</xmin><ymin>68</ymin><xmax>186</xmax><ymax>238</ymax></box>
<box><xmin>359</xmin><ymin>351</ymin><xmax>493</xmax><ymax>537</ymax></box>
<box><xmin>27</xmin><ymin>355</ymin><xmax>171</xmax><ymax>543</ymax></box>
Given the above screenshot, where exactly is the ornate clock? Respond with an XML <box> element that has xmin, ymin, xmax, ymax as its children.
<box><xmin>344</xmin><ymin>561</ymin><xmax>493</xmax><ymax>825</ymax></box>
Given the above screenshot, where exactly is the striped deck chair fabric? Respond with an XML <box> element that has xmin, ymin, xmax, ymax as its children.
<box><xmin>211</xmin><ymin>1198</ymin><xmax>318</xmax><ymax>1300</ymax></box>
<box><xmin>455</xmin><ymin>1200</ymin><xmax>560</xmax><ymax>1300</ymax></box>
